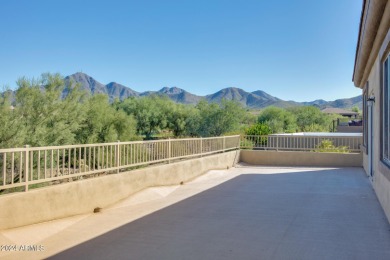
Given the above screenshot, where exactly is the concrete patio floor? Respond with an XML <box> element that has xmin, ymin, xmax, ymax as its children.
<box><xmin>1</xmin><ymin>165</ymin><xmax>390</xmax><ymax>260</ymax></box>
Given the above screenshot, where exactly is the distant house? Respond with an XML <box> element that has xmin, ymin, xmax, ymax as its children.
<box><xmin>352</xmin><ymin>0</ymin><xmax>390</xmax><ymax>220</ymax></box>
<box><xmin>322</xmin><ymin>108</ymin><xmax>362</xmax><ymax>132</ymax></box>
<box><xmin>321</xmin><ymin>108</ymin><xmax>359</xmax><ymax>118</ymax></box>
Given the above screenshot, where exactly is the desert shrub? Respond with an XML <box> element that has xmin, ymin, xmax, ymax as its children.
<box><xmin>244</xmin><ymin>123</ymin><xmax>271</xmax><ymax>136</ymax></box>
<box><xmin>314</xmin><ymin>139</ymin><xmax>349</xmax><ymax>153</ymax></box>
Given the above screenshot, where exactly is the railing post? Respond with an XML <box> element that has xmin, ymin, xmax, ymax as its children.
<box><xmin>276</xmin><ymin>136</ymin><xmax>279</xmax><ymax>151</ymax></box>
<box><xmin>116</xmin><ymin>140</ymin><xmax>120</xmax><ymax>173</ymax></box>
<box><xmin>24</xmin><ymin>145</ymin><xmax>29</xmax><ymax>192</ymax></box>
<box><xmin>168</xmin><ymin>138</ymin><xmax>171</xmax><ymax>164</ymax></box>
<box><xmin>317</xmin><ymin>137</ymin><xmax>320</xmax><ymax>149</ymax></box>
<box><xmin>200</xmin><ymin>137</ymin><xmax>203</xmax><ymax>157</ymax></box>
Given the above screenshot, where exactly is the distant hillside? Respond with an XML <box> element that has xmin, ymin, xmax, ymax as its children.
<box><xmin>323</xmin><ymin>95</ymin><xmax>362</xmax><ymax>110</ymax></box>
<box><xmin>60</xmin><ymin>73</ymin><xmax>366</xmax><ymax>110</ymax></box>
<box><xmin>64</xmin><ymin>73</ymin><xmax>139</xmax><ymax>101</ymax></box>
<box><xmin>4</xmin><ymin>72</ymin><xmax>362</xmax><ymax>110</ymax></box>
<box><xmin>140</xmin><ymin>87</ymin><xmax>203</xmax><ymax>104</ymax></box>
<box><xmin>106</xmin><ymin>82</ymin><xmax>139</xmax><ymax>99</ymax></box>
<box><xmin>302</xmin><ymin>96</ymin><xmax>362</xmax><ymax>110</ymax></box>
<box><xmin>205</xmin><ymin>87</ymin><xmax>288</xmax><ymax>108</ymax></box>
<box><xmin>301</xmin><ymin>99</ymin><xmax>328</xmax><ymax>107</ymax></box>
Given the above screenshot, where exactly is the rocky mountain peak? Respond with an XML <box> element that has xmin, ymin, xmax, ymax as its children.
<box><xmin>63</xmin><ymin>72</ymin><xmax>362</xmax><ymax>109</ymax></box>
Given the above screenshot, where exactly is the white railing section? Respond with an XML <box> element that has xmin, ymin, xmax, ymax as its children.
<box><xmin>0</xmin><ymin>135</ymin><xmax>240</xmax><ymax>193</ymax></box>
<box><xmin>241</xmin><ymin>135</ymin><xmax>362</xmax><ymax>153</ymax></box>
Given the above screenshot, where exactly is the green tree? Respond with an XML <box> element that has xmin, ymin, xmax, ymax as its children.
<box><xmin>167</xmin><ymin>104</ymin><xmax>195</xmax><ymax>137</ymax></box>
<box><xmin>288</xmin><ymin>106</ymin><xmax>332</xmax><ymax>132</ymax></box>
<box><xmin>194</xmin><ymin>100</ymin><xmax>246</xmax><ymax>137</ymax></box>
<box><xmin>244</xmin><ymin>123</ymin><xmax>271</xmax><ymax>135</ymax></box>
<box><xmin>258</xmin><ymin>107</ymin><xmax>297</xmax><ymax>133</ymax></box>
<box><xmin>0</xmin><ymin>90</ymin><xmax>21</xmax><ymax>148</ymax></box>
<box><xmin>119</xmin><ymin>95</ymin><xmax>170</xmax><ymax>139</ymax></box>
<box><xmin>351</xmin><ymin>106</ymin><xmax>360</xmax><ymax>114</ymax></box>
<box><xmin>184</xmin><ymin>106</ymin><xmax>201</xmax><ymax>137</ymax></box>
<box><xmin>76</xmin><ymin>94</ymin><xmax>137</xmax><ymax>143</ymax></box>
<box><xmin>14</xmin><ymin>73</ymin><xmax>86</xmax><ymax>147</ymax></box>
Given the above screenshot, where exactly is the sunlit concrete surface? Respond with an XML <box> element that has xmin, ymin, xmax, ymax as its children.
<box><xmin>1</xmin><ymin>166</ymin><xmax>390</xmax><ymax>260</ymax></box>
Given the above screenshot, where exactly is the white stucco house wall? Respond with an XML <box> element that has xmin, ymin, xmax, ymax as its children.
<box><xmin>353</xmin><ymin>0</ymin><xmax>390</xmax><ymax>221</ymax></box>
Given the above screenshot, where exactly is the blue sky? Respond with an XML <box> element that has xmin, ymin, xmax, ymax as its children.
<box><xmin>0</xmin><ymin>0</ymin><xmax>362</xmax><ymax>102</ymax></box>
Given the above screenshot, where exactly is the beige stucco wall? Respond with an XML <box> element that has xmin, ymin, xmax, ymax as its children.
<box><xmin>360</xmin><ymin>7</ymin><xmax>390</xmax><ymax>223</ymax></box>
<box><xmin>240</xmin><ymin>150</ymin><xmax>362</xmax><ymax>167</ymax></box>
<box><xmin>365</xmin><ymin>46</ymin><xmax>381</xmax><ymax>182</ymax></box>
<box><xmin>359</xmin><ymin>150</ymin><xmax>390</xmax><ymax>222</ymax></box>
<box><xmin>374</xmin><ymin>168</ymin><xmax>390</xmax><ymax>221</ymax></box>
<box><xmin>0</xmin><ymin>151</ymin><xmax>239</xmax><ymax>230</ymax></box>
<box><xmin>362</xmin><ymin>151</ymin><xmax>369</xmax><ymax>177</ymax></box>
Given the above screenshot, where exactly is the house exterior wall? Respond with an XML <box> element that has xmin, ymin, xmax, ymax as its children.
<box><xmin>355</xmin><ymin>1</ymin><xmax>390</xmax><ymax>222</ymax></box>
<box><xmin>363</xmin><ymin>51</ymin><xmax>390</xmax><ymax>221</ymax></box>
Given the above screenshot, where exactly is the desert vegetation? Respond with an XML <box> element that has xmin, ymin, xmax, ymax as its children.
<box><xmin>0</xmin><ymin>73</ymin><xmax>340</xmax><ymax>149</ymax></box>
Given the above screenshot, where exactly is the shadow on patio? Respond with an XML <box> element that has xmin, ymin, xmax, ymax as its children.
<box><xmin>50</xmin><ymin>167</ymin><xmax>390</xmax><ymax>260</ymax></box>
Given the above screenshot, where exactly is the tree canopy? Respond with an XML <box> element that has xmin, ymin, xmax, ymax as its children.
<box><xmin>0</xmin><ymin>74</ymin><xmax>137</xmax><ymax>148</ymax></box>
<box><xmin>288</xmin><ymin>106</ymin><xmax>333</xmax><ymax>132</ymax></box>
<box><xmin>258</xmin><ymin>106</ymin><xmax>297</xmax><ymax>133</ymax></box>
<box><xmin>0</xmin><ymin>73</ymin><xmax>346</xmax><ymax>149</ymax></box>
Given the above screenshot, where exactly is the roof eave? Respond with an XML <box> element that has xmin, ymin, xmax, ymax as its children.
<box><xmin>352</xmin><ymin>0</ymin><xmax>389</xmax><ymax>89</ymax></box>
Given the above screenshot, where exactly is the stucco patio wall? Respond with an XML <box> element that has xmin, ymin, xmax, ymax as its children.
<box><xmin>0</xmin><ymin>150</ymin><xmax>239</xmax><ymax>230</ymax></box>
<box><xmin>240</xmin><ymin>150</ymin><xmax>362</xmax><ymax>167</ymax></box>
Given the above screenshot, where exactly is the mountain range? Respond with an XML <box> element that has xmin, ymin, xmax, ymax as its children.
<box><xmin>58</xmin><ymin>72</ymin><xmax>362</xmax><ymax>109</ymax></box>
